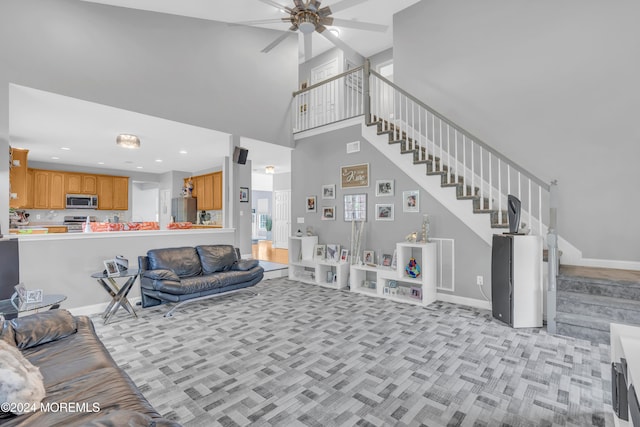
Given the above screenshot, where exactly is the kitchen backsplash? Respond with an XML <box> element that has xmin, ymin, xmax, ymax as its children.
<box><xmin>23</xmin><ymin>209</ymin><xmax>131</xmax><ymax>224</ymax></box>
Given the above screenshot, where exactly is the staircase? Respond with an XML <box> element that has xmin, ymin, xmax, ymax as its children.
<box><xmin>556</xmin><ymin>265</ymin><xmax>640</xmax><ymax>344</ymax></box>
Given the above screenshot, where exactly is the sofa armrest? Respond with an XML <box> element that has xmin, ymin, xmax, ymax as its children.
<box><xmin>10</xmin><ymin>309</ymin><xmax>77</xmax><ymax>350</ymax></box>
<box><xmin>232</xmin><ymin>259</ymin><xmax>260</xmax><ymax>271</ymax></box>
<box><xmin>143</xmin><ymin>269</ymin><xmax>181</xmax><ymax>281</ymax></box>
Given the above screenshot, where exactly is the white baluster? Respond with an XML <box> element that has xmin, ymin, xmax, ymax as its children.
<box><xmin>480</xmin><ymin>149</ymin><xmax>484</xmax><ymax>209</ymax></box>
<box><xmin>538</xmin><ymin>185</ymin><xmax>542</xmax><ymax>236</ymax></box>
<box><xmin>528</xmin><ymin>179</ymin><xmax>532</xmax><ymax>235</ymax></box>
<box><xmin>498</xmin><ymin>159</ymin><xmax>502</xmax><ymax>224</ymax></box>
<box><xmin>471</xmin><ymin>140</ymin><xmax>475</xmax><ymax>199</ymax></box>
<box><xmin>489</xmin><ymin>155</ymin><xmax>493</xmax><ymax>210</ymax></box>
<box><xmin>463</xmin><ymin>135</ymin><xmax>467</xmax><ymax>196</ymax></box>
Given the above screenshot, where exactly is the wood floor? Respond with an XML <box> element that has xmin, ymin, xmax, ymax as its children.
<box><xmin>251</xmin><ymin>240</ymin><xmax>288</xmax><ymax>264</ymax></box>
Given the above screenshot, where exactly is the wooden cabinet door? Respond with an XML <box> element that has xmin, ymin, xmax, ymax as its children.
<box><xmin>9</xmin><ymin>148</ymin><xmax>29</xmax><ymax>208</ymax></box>
<box><xmin>213</xmin><ymin>171</ymin><xmax>223</xmax><ymax>210</ymax></box>
<box><xmin>112</xmin><ymin>177</ymin><xmax>129</xmax><ymax>210</ymax></box>
<box><xmin>194</xmin><ymin>176</ymin><xmax>205</xmax><ymax>209</ymax></box>
<box><xmin>97</xmin><ymin>176</ymin><xmax>113</xmax><ymax>210</ymax></box>
<box><xmin>82</xmin><ymin>175</ymin><xmax>97</xmax><ymax>194</ymax></box>
<box><xmin>25</xmin><ymin>169</ymin><xmax>34</xmax><ymax>209</ymax></box>
<box><xmin>65</xmin><ymin>173</ymin><xmax>82</xmax><ymax>194</ymax></box>
<box><xmin>49</xmin><ymin>172</ymin><xmax>65</xmax><ymax>209</ymax></box>
<box><xmin>202</xmin><ymin>174</ymin><xmax>214</xmax><ymax>210</ymax></box>
<box><xmin>33</xmin><ymin>170</ymin><xmax>50</xmax><ymax>209</ymax></box>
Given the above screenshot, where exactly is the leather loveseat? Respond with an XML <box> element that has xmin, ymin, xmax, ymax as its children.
<box><xmin>138</xmin><ymin>244</ymin><xmax>264</xmax><ymax>316</ymax></box>
<box><xmin>0</xmin><ymin>309</ymin><xmax>179</xmax><ymax>426</ymax></box>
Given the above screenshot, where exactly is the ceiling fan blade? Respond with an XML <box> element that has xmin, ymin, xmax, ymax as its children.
<box><xmin>319</xmin><ymin>17</ymin><xmax>334</xmax><ymax>26</ymax></box>
<box><xmin>318</xmin><ymin>6</ymin><xmax>331</xmax><ymax>17</ymax></box>
<box><xmin>304</xmin><ymin>32</ymin><xmax>312</xmax><ymax>62</ymax></box>
<box><xmin>293</xmin><ymin>0</ymin><xmax>304</xmax><ymax>8</ymax></box>
<box><xmin>330</xmin><ymin>18</ymin><xmax>388</xmax><ymax>32</ymax></box>
<box><xmin>261</xmin><ymin>31</ymin><xmax>292</xmax><ymax>53</ymax></box>
<box><xmin>328</xmin><ymin>0</ymin><xmax>368</xmax><ymax>14</ymax></box>
<box><xmin>318</xmin><ymin>26</ymin><xmax>362</xmax><ymax>58</ymax></box>
<box><xmin>309</xmin><ymin>0</ymin><xmax>321</xmax><ymax>10</ymax></box>
<box><xmin>235</xmin><ymin>18</ymin><xmax>289</xmax><ymax>26</ymax></box>
<box><xmin>257</xmin><ymin>0</ymin><xmax>292</xmax><ymax>12</ymax></box>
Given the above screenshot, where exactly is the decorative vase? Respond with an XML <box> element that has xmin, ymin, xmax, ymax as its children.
<box><xmin>421</xmin><ymin>214</ymin><xmax>430</xmax><ymax>243</ymax></box>
<box><xmin>405</xmin><ymin>257</ymin><xmax>421</xmax><ymax>278</ymax></box>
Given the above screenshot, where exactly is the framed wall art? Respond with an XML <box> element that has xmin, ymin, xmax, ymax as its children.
<box><xmin>343</xmin><ymin>193</ymin><xmax>367</xmax><ymax>221</ymax></box>
<box><xmin>322</xmin><ymin>184</ymin><xmax>335</xmax><ymax>199</ymax></box>
<box><xmin>321</xmin><ymin>206</ymin><xmax>336</xmax><ymax>220</ymax></box>
<box><xmin>375</xmin><ymin>203</ymin><xmax>394</xmax><ymax>221</ymax></box>
<box><xmin>341</xmin><ymin>163</ymin><xmax>369</xmax><ymax>189</ymax></box>
<box><xmin>403</xmin><ymin>190</ymin><xmax>420</xmax><ymax>212</ymax></box>
<box><xmin>239</xmin><ymin>187</ymin><xmax>249</xmax><ymax>203</ymax></box>
<box><xmin>375</xmin><ymin>179</ymin><xmax>394</xmax><ymax>197</ymax></box>
<box><xmin>306</xmin><ymin>195</ymin><xmax>317</xmax><ymax>212</ymax></box>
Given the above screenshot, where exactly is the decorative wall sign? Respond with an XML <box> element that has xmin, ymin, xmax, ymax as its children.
<box><xmin>341</xmin><ymin>163</ymin><xmax>369</xmax><ymax>188</ymax></box>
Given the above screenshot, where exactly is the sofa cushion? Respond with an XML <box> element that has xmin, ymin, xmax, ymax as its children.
<box><xmin>147</xmin><ymin>247</ymin><xmax>201</xmax><ymax>278</ymax></box>
<box><xmin>232</xmin><ymin>259</ymin><xmax>260</xmax><ymax>271</ymax></box>
<box><xmin>142</xmin><ymin>269</ymin><xmax>180</xmax><ymax>282</ymax></box>
<box><xmin>215</xmin><ymin>267</ymin><xmax>264</xmax><ymax>288</ymax></box>
<box><xmin>154</xmin><ymin>275</ymin><xmax>222</xmax><ymax>295</ymax></box>
<box><xmin>196</xmin><ymin>245</ymin><xmax>238</xmax><ymax>274</ymax></box>
<box><xmin>0</xmin><ymin>340</ymin><xmax>46</xmax><ymax>415</ymax></box>
<box><xmin>11</xmin><ymin>309</ymin><xmax>77</xmax><ymax>350</ymax></box>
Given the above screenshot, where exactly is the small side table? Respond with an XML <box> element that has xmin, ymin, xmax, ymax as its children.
<box><xmin>90</xmin><ymin>269</ymin><xmax>140</xmax><ymax>324</ymax></box>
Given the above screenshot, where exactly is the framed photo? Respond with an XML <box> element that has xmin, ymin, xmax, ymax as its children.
<box><xmin>239</xmin><ymin>187</ymin><xmax>249</xmax><ymax>203</ymax></box>
<box><xmin>410</xmin><ymin>287</ymin><xmax>423</xmax><ymax>300</ymax></box>
<box><xmin>14</xmin><ymin>283</ymin><xmax>27</xmax><ymax>301</ymax></box>
<box><xmin>344</xmin><ymin>193</ymin><xmax>367</xmax><ymax>221</ymax></box>
<box><xmin>340</xmin><ymin>249</ymin><xmax>349</xmax><ymax>263</ymax></box>
<box><xmin>375</xmin><ymin>180</ymin><xmax>394</xmax><ymax>197</ymax></box>
<box><xmin>104</xmin><ymin>259</ymin><xmax>119</xmax><ymax>277</ymax></box>
<box><xmin>306</xmin><ymin>196</ymin><xmax>317</xmax><ymax>212</ymax></box>
<box><xmin>388</xmin><ymin>280</ymin><xmax>398</xmax><ymax>288</ymax></box>
<box><xmin>341</xmin><ymin>163</ymin><xmax>369</xmax><ymax>188</ymax></box>
<box><xmin>25</xmin><ymin>289</ymin><xmax>43</xmax><ymax>303</ymax></box>
<box><xmin>375</xmin><ymin>204</ymin><xmax>394</xmax><ymax>221</ymax></box>
<box><xmin>382</xmin><ymin>253</ymin><xmax>393</xmax><ymax>267</ymax></box>
<box><xmin>314</xmin><ymin>244</ymin><xmax>326</xmax><ymax>260</ymax></box>
<box><xmin>326</xmin><ymin>244</ymin><xmax>340</xmax><ymax>262</ymax></box>
<box><xmin>322</xmin><ymin>184</ymin><xmax>336</xmax><ymax>199</ymax></box>
<box><xmin>321</xmin><ymin>206</ymin><xmax>336</xmax><ymax>220</ymax></box>
<box><xmin>363</xmin><ymin>250</ymin><xmax>375</xmax><ymax>265</ymax></box>
<box><xmin>403</xmin><ymin>190</ymin><xmax>420</xmax><ymax>212</ymax></box>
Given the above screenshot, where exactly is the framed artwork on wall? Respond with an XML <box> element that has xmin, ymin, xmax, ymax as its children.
<box><xmin>343</xmin><ymin>193</ymin><xmax>367</xmax><ymax>221</ymax></box>
<box><xmin>306</xmin><ymin>196</ymin><xmax>317</xmax><ymax>212</ymax></box>
<box><xmin>403</xmin><ymin>190</ymin><xmax>420</xmax><ymax>212</ymax></box>
<box><xmin>322</xmin><ymin>184</ymin><xmax>335</xmax><ymax>199</ymax></box>
<box><xmin>341</xmin><ymin>163</ymin><xmax>369</xmax><ymax>189</ymax></box>
<box><xmin>375</xmin><ymin>203</ymin><xmax>394</xmax><ymax>221</ymax></box>
<box><xmin>240</xmin><ymin>187</ymin><xmax>249</xmax><ymax>203</ymax></box>
<box><xmin>321</xmin><ymin>206</ymin><xmax>336</xmax><ymax>220</ymax></box>
<box><xmin>375</xmin><ymin>179</ymin><xmax>394</xmax><ymax>197</ymax></box>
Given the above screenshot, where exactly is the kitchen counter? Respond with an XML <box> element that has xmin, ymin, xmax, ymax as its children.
<box><xmin>189</xmin><ymin>224</ymin><xmax>223</xmax><ymax>228</ymax></box>
<box><xmin>11</xmin><ymin>228</ymin><xmax>234</xmax><ymax>241</ymax></box>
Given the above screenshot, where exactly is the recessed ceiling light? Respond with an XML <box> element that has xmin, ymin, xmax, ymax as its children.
<box><xmin>155</xmin><ymin>159</ymin><xmax>163</xmax><ymax>163</ymax></box>
<box><xmin>136</xmin><ymin>166</ymin><xmax>143</xmax><ymax>169</ymax></box>
<box><xmin>98</xmin><ymin>162</ymin><xmax>105</xmax><ymax>165</ymax></box>
<box><xmin>179</xmin><ymin>150</ymin><xmax>188</xmax><ymax>155</ymax></box>
<box><xmin>51</xmin><ymin>156</ymin><xmax>60</xmax><ymax>160</ymax></box>
<box><xmin>60</xmin><ymin>147</ymin><xmax>71</xmax><ymax>151</ymax></box>
<box><xmin>124</xmin><ymin>161</ymin><xmax>133</xmax><ymax>164</ymax></box>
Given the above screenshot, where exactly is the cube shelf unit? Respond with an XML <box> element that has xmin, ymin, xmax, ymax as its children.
<box><xmin>350</xmin><ymin>242</ymin><xmax>437</xmax><ymax>306</ymax></box>
<box><xmin>288</xmin><ymin>236</ymin><xmax>349</xmax><ymax>289</ymax></box>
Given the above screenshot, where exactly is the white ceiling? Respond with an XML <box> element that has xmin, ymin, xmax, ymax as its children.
<box><xmin>10</xmin><ymin>0</ymin><xmax>417</xmax><ymax>178</ymax></box>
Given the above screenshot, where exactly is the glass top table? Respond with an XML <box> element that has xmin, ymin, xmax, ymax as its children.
<box><xmin>0</xmin><ymin>294</ymin><xmax>67</xmax><ymax>317</ymax></box>
<box><xmin>90</xmin><ymin>268</ymin><xmax>140</xmax><ymax>324</ymax></box>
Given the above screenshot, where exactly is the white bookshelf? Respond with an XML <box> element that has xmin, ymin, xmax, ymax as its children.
<box><xmin>350</xmin><ymin>242</ymin><xmax>437</xmax><ymax>306</ymax></box>
<box><xmin>288</xmin><ymin>236</ymin><xmax>349</xmax><ymax>289</ymax></box>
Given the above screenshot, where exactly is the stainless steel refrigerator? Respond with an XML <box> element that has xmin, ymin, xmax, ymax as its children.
<box><xmin>171</xmin><ymin>197</ymin><xmax>197</xmax><ymax>223</ymax></box>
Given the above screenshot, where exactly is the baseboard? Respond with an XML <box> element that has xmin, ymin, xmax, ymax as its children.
<box><xmin>67</xmin><ymin>296</ymin><xmax>141</xmax><ymax>317</ymax></box>
<box><xmin>263</xmin><ymin>269</ymin><xmax>288</xmax><ymax>280</ymax></box>
<box><xmin>436</xmin><ymin>292</ymin><xmax>491</xmax><ymax>311</ymax></box>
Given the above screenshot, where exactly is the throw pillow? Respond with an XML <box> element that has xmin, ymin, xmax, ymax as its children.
<box><xmin>11</xmin><ymin>309</ymin><xmax>77</xmax><ymax>350</ymax></box>
<box><xmin>0</xmin><ymin>340</ymin><xmax>46</xmax><ymax>415</ymax></box>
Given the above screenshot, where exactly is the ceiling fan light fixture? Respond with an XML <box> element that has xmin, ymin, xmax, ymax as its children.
<box><xmin>116</xmin><ymin>134</ymin><xmax>140</xmax><ymax>149</ymax></box>
<box><xmin>296</xmin><ymin>10</ymin><xmax>318</xmax><ymax>34</ymax></box>
<box><xmin>265</xmin><ymin>165</ymin><xmax>275</xmax><ymax>174</ymax></box>
<box><xmin>328</xmin><ymin>27</ymin><xmax>340</xmax><ymax>37</ymax></box>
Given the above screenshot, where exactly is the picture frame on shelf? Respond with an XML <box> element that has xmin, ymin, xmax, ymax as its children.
<box><xmin>104</xmin><ymin>260</ymin><xmax>119</xmax><ymax>277</ymax></box>
<box><xmin>239</xmin><ymin>187</ymin><xmax>249</xmax><ymax>203</ymax></box>
<box><xmin>410</xmin><ymin>287</ymin><xmax>423</xmax><ymax>300</ymax></box>
<box><xmin>326</xmin><ymin>244</ymin><xmax>340</xmax><ymax>262</ymax></box>
<box><xmin>388</xmin><ymin>280</ymin><xmax>398</xmax><ymax>288</ymax></box>
<box><xmin>403</xmin><ymin>190</ymin><xmax>420</xmax><ymax>212</ymax></box>
<box><xmin>375</xmin><ymin>179</ymin><xmax>394</xmax><ymax>197</ymax></box>
<box><xmin>321</xmin><ymin>206</ymin><xmax>336</xmax><ymax>220</ymax></box>
<box><xmin>340</xmin><ymin>249</ymin><xmax>349</xmax><ymax>263</ymax></box>
<box><xmin>322</xmin><ymin>184</ymin><xmax>336</xmax><ymax>199</ymax></box>
<box><xmin>375</xmin><ymin>204</ymin><xmax>394</xmax><ymax>221</ymax></box>
<box><xmin>314</xmin><ymin>244</ymin><xmax>326</xmax><ymax>260</ymax></box>
<box><xmin>306</xmin><ymin>196</ymin><xmax>317</xmax><ymax>212</ymax></box>
<box><xmin>363</xmin><ymin>250</ymin><xmax>375</xmax><ymax>264</ymax></box>
<box><xmin>25</xmin><ymin>289</ymin><xmax>43</xmax><ymax>303</ymax></box>
<box><xmin>343</xmin><ymin>193</ymin><xmax>367</xmax><ymax>221</ymax></box>
<box><xmin>382</xmin><ymin>253</ymin><xmax>393</xmax><ymax>267</ymax></box>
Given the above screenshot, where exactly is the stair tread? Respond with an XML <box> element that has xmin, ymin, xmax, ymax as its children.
<box><xmin>558</xmin><ymin>290</ymin><xmax>640</xmax><ymax>309</ymax></box>
<box><xmin>559</xmin><ymin>265</ymin><xmax>640</xmax><ymax>285</ymax></box>
<box><xmin>555</xmin><ymin>312</ymin><xmax>618</xmax><ymax>331</ymax></box>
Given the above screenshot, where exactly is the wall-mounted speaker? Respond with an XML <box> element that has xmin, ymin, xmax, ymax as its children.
<box><xmin>507</xmin><ymin>194</ymin><xmax>522</xmax><ymax>234</ymax></box>
<box><xmin>233</xmin><ymin>147</ymin><xmax>249</xmax><ymax>165</ymax></box>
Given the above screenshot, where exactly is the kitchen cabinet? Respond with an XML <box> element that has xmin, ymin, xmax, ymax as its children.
<box><xmin>9</xmin><ymin>148</ymin><xmax>29</xmax><ymax>209</ymax></box>
<box><xmin>186</xmin><ymin>171</ymin><xmax>223</xmax><ymax>211</ymax></box>
<box><xmin>33</xmin><ymin>170</ymin><xmax>50</xmax><ymax>209</ymax></box>
<box><xmin>213</xmin><ymin>171</ymin><xmax>222</xmax><ymax>210</ymax></box>
<box><xmin>97</xmin><ymin>175</ymin><xmax>129</xmax><ymax>210</ymax></box>
<box><xmin>49</xmin><ymin>172</ymin><xmax>65</xmax><ymax>209</ymax></box>
<box><xmin>65</xmin><ymin>173</ymin><xmax>97</xmax><ymax>194</ymax></box>
<box><xmin>25</xmin><ymin>169</ymin><xmax>34</xmax><ymax>209</ymax></box>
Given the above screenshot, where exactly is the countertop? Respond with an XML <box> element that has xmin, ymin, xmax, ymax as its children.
<box><xmin>10</xmin><ymin>228</ymin><xmax>235</xmax><ymax>241</ymax></box>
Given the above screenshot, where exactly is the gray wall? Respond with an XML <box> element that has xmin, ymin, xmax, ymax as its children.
<box><xmin>273</xmin><ymin>172</ymin><xmax>291</xmax><ymax>191</ymax></box>
<box><xmin>394</xmin><ymin>0</ymin><xmax>640</xmax><ymax>263</ymax></box>
<box><xmin>292</xmin><ymin>124</ymin><xmax>491</xmax><ymax>300</ymax></box>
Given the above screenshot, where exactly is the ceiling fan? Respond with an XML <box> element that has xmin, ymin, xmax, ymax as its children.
<box><xmin>240</xmin><ymin>0</ymin><xmax>388</xmax><ymax>61</ymax></box>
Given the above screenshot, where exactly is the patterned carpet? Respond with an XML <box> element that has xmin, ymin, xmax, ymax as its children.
<box><xmin>93</xmin><ymin>278</ymin><xmax>613</xmax><ymax>427</ymax></box>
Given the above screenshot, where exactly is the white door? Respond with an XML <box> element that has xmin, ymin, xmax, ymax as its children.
<box><xmin>310</xmin><ymin>58</ymin><xmax>339</xmax><ymax>127</ymax></box>
<box><xmin>273</xmin><ymin>190</ymin><xmax>291</xmax><ymax>249</ymax></box>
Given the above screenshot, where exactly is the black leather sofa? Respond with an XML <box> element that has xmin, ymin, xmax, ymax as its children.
<box><xmin>0</xmin><ymin>309</ymin><xmax>179</xmax><ymax>426</ymax></box>
<box><xmin>138</xmin><ymin>244</ymin><xmax>264</xmax><ymax>316</ymax></box>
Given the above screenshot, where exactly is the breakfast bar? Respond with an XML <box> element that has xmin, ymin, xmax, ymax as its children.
<box><xmin>14</xmin><ymin>228</ymin><xmax>235</xmax><ymax>314</ymax></box>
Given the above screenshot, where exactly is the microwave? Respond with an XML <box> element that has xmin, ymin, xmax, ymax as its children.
<box><xmin>66</xmin><ymin>194</ymin><xmax>98</xmax><ymax>209</ymax></box>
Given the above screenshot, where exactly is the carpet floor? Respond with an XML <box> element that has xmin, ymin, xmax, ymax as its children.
<box><xmin>93</xmin><ymin>278</ymin><xmax>613</xmax><ymax>427</ymax></box>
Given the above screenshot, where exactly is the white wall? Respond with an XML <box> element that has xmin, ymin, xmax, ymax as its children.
<box><xmin>393</xmin><ymin>0</ymin><xmax>640</xmax><ymax>264</ymax></box>
<box><xmin>131</xmin><ymin>182</ymin><xmax>159</xmax><ymax>222</ymax></box>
